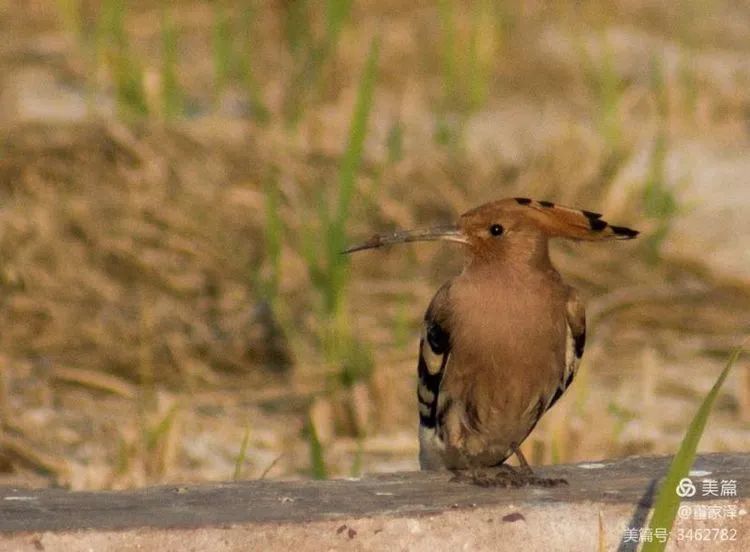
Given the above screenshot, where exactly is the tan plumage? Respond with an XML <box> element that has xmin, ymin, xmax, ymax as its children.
<box><xmin>347</xmin><ymin>197</ymin><xmax>638</xmax><ymax>475</ymax></box>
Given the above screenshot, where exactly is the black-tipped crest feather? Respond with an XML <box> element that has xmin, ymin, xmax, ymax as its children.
<box><xmin>515</xmin><ymin>198</ymin><xmax>639</xmax><ymax>241</ymax></box>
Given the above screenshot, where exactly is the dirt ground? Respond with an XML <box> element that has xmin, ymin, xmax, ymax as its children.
<box><xmin>0</xmin><ymin>1</ymin><xmax>748</xmax><ymax>490</ymax></box>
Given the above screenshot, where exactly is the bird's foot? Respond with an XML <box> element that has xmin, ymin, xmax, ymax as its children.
<box><xmin>451</xmin><ymin>465</ymin><xmax>568</xmax><ymax>488</ymax></box>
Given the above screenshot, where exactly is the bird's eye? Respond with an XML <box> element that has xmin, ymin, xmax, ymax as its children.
<box><xmin>489</xmin><ymin>224</ymin><xmax>504</xmax><ymax>237</ymax></box>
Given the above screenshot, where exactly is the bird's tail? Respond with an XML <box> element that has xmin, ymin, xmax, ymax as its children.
<box><xmin>515</xmin><ymin>198</ymin><xmax>639</xmax><ymax>241</ymax></box>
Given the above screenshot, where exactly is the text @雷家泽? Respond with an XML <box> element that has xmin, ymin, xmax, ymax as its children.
<box><xmin>621</xmin><ymin>476</ymin><xmax>743</xmax><ymax>545</ymax></box>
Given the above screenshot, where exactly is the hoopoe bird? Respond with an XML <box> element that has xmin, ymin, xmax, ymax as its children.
<box><xmin>346</xmin><ymin>197</ymin><xmax>638</xmax><ymax>486</ymax></box>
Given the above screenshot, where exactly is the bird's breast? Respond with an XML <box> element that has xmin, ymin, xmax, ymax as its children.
<box><xmin>449</xmin><ymin>271</ymin><xmax>567</xmax><ymax>363</ymax></box>
<box><xmin>446</xmin><ymin>270</ymin><xmax>568</xmax><ymax>428</ymax></box>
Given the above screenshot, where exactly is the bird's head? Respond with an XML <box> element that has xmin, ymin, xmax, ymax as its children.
<box><xmin>344</xmin><ymin>197</ymin><xmax>638</xmax><ymax>263</ymax></box>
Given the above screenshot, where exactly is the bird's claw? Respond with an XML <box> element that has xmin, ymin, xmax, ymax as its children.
<box><xmin>451</xmin><ymin>466</ymin><xmax>568</xmax><ymax>488</ymax></box>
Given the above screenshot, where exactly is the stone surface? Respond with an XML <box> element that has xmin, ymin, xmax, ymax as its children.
<box><xmin>0</xmin><ymin>453</ymin><xmax>748</xmax><ymax>551</ymax></box>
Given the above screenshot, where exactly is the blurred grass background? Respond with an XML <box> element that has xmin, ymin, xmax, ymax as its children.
<box><xmin>0</xmin><ymin>0</ymin><xmax>748</xmax><ymax>490</ymax></box>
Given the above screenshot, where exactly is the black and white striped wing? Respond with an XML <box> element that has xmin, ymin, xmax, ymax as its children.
<box><xmin>545</xmin><ymin>289</ymin><xmax>586</xmax><ymax>413</ymax></box>
<box><xmin>417</xmin><ymin>283</ymin><xmax>452</xmax><ymax>470</ymax></box>
<box><xmin>417</xmin><ymin>317</ymin><xmax>451</xmax><ymax>429</ymax></box>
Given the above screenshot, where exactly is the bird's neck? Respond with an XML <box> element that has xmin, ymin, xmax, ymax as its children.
<box><xmin>466</xmin><ymin>233</ymin><xmax>552</xmax><ymax>275</ymax></box>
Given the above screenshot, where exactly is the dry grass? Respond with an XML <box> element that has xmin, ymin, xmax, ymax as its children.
<box><xmin>0</xmin><ymin>0</ymin><xmax>748</xmax><ymax>489</ymax></box>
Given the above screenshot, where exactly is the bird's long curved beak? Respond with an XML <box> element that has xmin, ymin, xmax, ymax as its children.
<box><xmin>343</xmin><ymin>225</ymin><xmax>468</xmax><ymax>253</ymax></box>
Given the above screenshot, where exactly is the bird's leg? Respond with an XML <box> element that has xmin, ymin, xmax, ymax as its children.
<box><xmin>513</xmin><ymin>446</ymin><xmax>535</xmax><ymax>477</ymax></box>
<box><xmin>509</xmin><ymin>445</ymin><xmax>568</xmax><ymax>487</ymax></box>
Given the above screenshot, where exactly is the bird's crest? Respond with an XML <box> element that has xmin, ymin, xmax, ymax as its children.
<box><xmin>508</xmin><ymin>197</ymin><xmax>638</xmax><ymax>241</ymax></box>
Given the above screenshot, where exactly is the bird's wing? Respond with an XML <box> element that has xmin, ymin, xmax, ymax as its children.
<box><xmin>417</xmin><ymin>282</ymin><xmax>452</xmax><ymax>431</ymax></box>
<box><xmin>417</xmin><ymin>282</ymin><xmax>455</xmax><ymax>469</ymax></box>
<box><xmin>545</xmin><ymin>287</ymin><xmax>586</xmax><ymax>412</ymax></box>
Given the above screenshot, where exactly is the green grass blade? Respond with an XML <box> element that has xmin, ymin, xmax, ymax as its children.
<box><xmin>102</xmin><ymin>0</ymin><xmax>149</xmax><ymax>119</ymax></box>
<box><xmin>386</xmin><ymin>119</ymin><xmax>403</xmax><ymax>163</ymax></box>
<box><xmin>326</xmin><ymin>36</ymin><xmax>380</xmax><ymax>315</ymax></box>
<box><xmin>642</xmin><ymin>344</ymin><xmax>746</xmax><ymax>552</ymax></box>
<box><xmin>334</xmin><ymin>36</ymin><xmax>380</xmax><ymax>226</ymax></box>
<box><xmin>300</xmin><ymin>187</ymin><xmax>328</xmax><ymax>297</ymax></box>
<box><xmin>283</xmin><ymin>0</ymin><xmax>311</xmax><ymax>56</ymax></box>
<box><xmin>238</xmin><ymin>2</ymin><xmax>270</xmax><ymax>123</ymax></box>
<box><xmin>160</xmin><ymin>7</ymin><xmax>183</xmax><ymax>120</ymax></box>
<box><xmin>144</xmin><ymin>402</ymin><xmax>179</xmax><ymax>452</ymax></box>
<box><xmin>233</xmin><ymin>423</ymin><xmax>251</xmax><ymax>480</ymax></box>
<box><xmin>306</xmin><ymin>415</ymin><xmax>328</xmax><ymax>480</ymax></box>
<box><xmin>212</xmin><ymin>2</ymin><xmax>232</xmax><ymax>103</ymax></box>
<box><xmin>468</xmin><ymin>0</ymin><xmax>495</xmax><ymax>111</ymax></box>
<box><xmin>350</xmin><ymin>437</ymin><xmax>364</xmax><ymax>477</ymax></box>
<box><xmin>325</xmin><ymin>0</ymin><xmax>353</xmax><ymax>48</ymax></box>
<box><xmin>281</xmin><ymin>0</ymin><xmax>313</xmax><ymax>125</ymax></box>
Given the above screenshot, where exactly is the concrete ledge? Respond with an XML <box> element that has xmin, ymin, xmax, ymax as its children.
<box><xmin>1</xmin><ymin>453</ymin><xmax>748</xmax><ymax>551</ymax></box>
